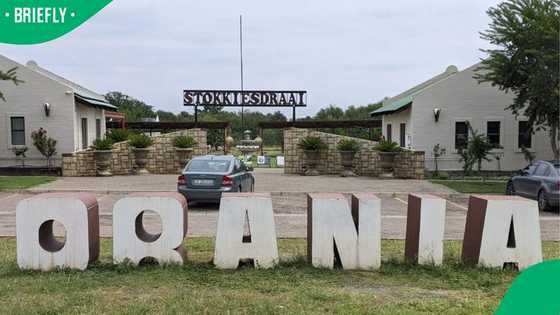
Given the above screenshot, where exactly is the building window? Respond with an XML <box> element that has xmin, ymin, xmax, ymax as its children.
<box><xmin>487</xmin><ymin>121</ymin><xmax>501</xmax><ymax>147</ymax></box>
<box><xmin>386</xmin><ymin>124</ymin><xmax>392</xmax><ymax>142</ymax></box>
<box><xmin>96</xmin><ymin>119</ymin><xmax>101</xmax><ymax>140</ymax></box>
<box><xmin>455</xmin><ymin>121</ymin><xmax>468</xmax><ymax>149</ymax></box>
<box><xmin>400</xmin><ymin>123</ymin><xmax>406</xmax><ymax>147</ymax></box>
<box><xmin>81</xmin><ymin>118</ymin><xmax>88</xmax><ymax>149</ymax></box>
<box><xmin>518</xmin><ymin>121</ymin><xmax>532</xmax><ymax>149</ymax></box>
<box><xmin>10</xmin><ymin>117</ymin><xmax>25</xmax><ymax>145</ymax></box>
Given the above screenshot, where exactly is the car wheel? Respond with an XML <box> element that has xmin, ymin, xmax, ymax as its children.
<box><xmin>505</xmin><ymin>181</ymin><xmax>515</xmax><ymax>195</ymax></box>
<box><xmin>538</xmin><ymin>190</ymin><xmax>548</xmax><ymax>212</ymax></box>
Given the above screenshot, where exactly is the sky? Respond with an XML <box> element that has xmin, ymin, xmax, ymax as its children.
<box><xmin>0</xmin><ymin>0</ymin><xmax>501</xmax><ymax>117</ymax></box>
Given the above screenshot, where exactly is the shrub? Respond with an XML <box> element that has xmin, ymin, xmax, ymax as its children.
<box><xmin>106</xmin><ymin>129</ymin><xmax>130</xmax><ymax>143</ymax></box>
<box><xmin>374</xmin><ymin>139</ymin><xmax>401</xmax><ymax>152</ymax></box>
<box><xmin>173</xmin><ymin>135</ymin><xmax>197</xmax><ymax>149</ymax></box>
<box><xmin>91</xmin><ymin>138</ymin><xmax>114</xmax><ymax>151</ymax></box>
<box><xmin>31</xmin><ymin>128</ymin><xmax>57</xmax><ymax>167</ymax></box>
<box><xmin>437</xmin><ymin>171</ymin><xmax>450</xmax><ymax>180</ymax></box>
<box><xmin>129</xmin><ymin>134</ymin><xmax>153</xmax><ymax>149</ymax></box>
<box><xmin>336</xmin><ymin>139</ymin><xmax>361</xmax><ymax>153</ymax></box>
<box><xmin>298</xmin><ymin>136</ymin><xmax>325</xmax><ymax>151</ymax></box>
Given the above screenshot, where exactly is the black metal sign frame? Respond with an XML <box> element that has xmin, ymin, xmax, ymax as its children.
<box><xmin>183</xmin><ymin>89</ymin><xmax>307</xmax><ymax>123</ymax></box>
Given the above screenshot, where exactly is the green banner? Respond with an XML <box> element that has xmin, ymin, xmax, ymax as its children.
<box><xmin>0</xmin><ymin>0</ymin><xmax>112</xmax><ymax>45</ymax></box>
<box><xmin>495</xmin><ymin>260</ymin><xmax>560</xmax><ymax>315</ymax></box>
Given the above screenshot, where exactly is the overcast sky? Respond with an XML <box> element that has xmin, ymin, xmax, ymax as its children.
<box><xmin>0</xmin><ymin>0</ymin><xmax>500</xmax><ymax>117</ymax></box>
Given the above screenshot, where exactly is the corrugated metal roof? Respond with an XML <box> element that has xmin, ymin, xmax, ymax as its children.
<box><xmin>75</xmin><ymin>93</ymin><xmax>116</xmax><ymax>110</ymax></box>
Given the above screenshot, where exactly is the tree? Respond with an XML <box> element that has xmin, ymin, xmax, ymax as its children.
<box><xmin>315</xmin><ymin>105</ymin><xmax>344</xmax><ymax>120</ymax></box>
<box><xmin>31</xmin><ymin>128</ymin><xmax>57</xmax><ymax>168</ymax></box>
<box><xmin>105</xmin><ymin>91</ymin><xmax>156</xmax><ymax>122</ymax></box>
<box><xmin>0</xmin><ymin>67</ymin><xmax>24</xmax><ymax>101</ymax></box>
<box><xmin>476</xmin><ymin>0</ymin><xmax>560</xmax><ymax>159</ymax></box>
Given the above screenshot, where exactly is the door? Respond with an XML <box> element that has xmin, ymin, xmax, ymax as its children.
<box><xmin>386</xmin><ymin>124</ymin><xmax>392</xmax><ymax>142</ymax></box>
<box><xmin>515</xmin><ymin>162</ymin><xmax>538</xmax><ymax>197</ymax></box>
<box><xmin>400</xmin><ymin>123</ymin><xmax>406</xmax><ymax>147</ymax></box>
<box><xmin>81</xmin><ymin>118</ymin><xmax>88</xmax><ymax>149</ymax></box>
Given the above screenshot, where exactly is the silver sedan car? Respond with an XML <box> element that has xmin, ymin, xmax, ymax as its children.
<box><xmin>177</xmin><ymin>155</ymin><xmax>255</xmax><ymax>203</ymax></box>
<box><xmin>506</xmin><ymin>160</ymin><xmax>560</xmax><ymax>211</ymax></box>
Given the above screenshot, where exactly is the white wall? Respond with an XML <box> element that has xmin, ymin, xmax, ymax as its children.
<box><xmin>409</xmin><ymin>64</ymin><xmax>554</xmax><ymax>171</ymax></box>
<box><xmin>0</xmin><ymin>55</ymin><xmax>76</xmax><ymax>167</ymax></box>
<box><xmin>74</xmin><ymin>103</ymin><xmax>105</xmax><ymax>151</ymax></box>
<box><xmin>381</xmin><ymin>107</ymin><xmax>412</xmax><ymax>148</ymax></box>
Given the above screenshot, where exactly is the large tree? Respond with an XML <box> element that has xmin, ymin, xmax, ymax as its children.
<box><xmin>476</xmin><ymin>0</ymin><xmax>560</xmax><ymax>158</ymax></box>
<box><xmin>0</xmin><ymin>67</ymin><xmax>23</xmax><ymax>101</ymax></box>
<box><xmin>105</xmin><ymin>91</ymin><xmax>156</xmax><ymax>122</ymax></box>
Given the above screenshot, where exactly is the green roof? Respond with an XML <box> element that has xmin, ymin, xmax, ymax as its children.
<box><xmin>371</xmin><ymin>95</ymin><xmax>413</xmax><ymax>116</ymax></box>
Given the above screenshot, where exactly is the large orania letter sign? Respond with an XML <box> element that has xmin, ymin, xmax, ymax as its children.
<box><xmin>15</xmin><ymin>192</ymin><xmax>543</xmax><ymax>271</ymax></box>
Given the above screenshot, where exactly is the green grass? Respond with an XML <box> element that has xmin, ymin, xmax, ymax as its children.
<box><xmin>430</xmin><ymin>180</ymin><xmax>508</xmax><ymax>194</ymax></box>
<box><xmin>0</xmin><ymin>238</ymin><xmax>558</xmax><ymax>314</ymax></box>
<box><xmin>0</xmin><ymin>176</ymin><xmax>55</xmax><ymax>190</ymax></box>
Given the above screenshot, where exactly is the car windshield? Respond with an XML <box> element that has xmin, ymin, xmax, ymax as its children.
<box><xmin>187</xmin><ymin>160</ymin><xmax>231</xmax><ymax>172</ymax></box>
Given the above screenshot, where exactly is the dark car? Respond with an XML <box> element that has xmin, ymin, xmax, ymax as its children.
<box><xmin>177</xmin><ymin>155</ymin><xmax>255</xmax><ymax>203</ymax></box>
<box><xmin>506</xmin><ymin>160</ymin><xmax>560</xmax><ymax>211</ymax></box>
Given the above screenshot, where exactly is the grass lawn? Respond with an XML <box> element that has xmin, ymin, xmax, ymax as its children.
<box><xmin>0</xmin><ymin>238</ymin><xmax>558</xmax><ymax>314</ymax></box>
<box><xmin>430</xmin><ymin>180</ymin><xmax>508</xmax><ymax>194</ymax></box>
<box><xmin>0</xmin><ymin>176</ymin><xmax>55</xmax><ymax>190</ymax></box>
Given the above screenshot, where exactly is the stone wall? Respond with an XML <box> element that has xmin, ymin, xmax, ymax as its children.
<box><xmin>62</xmin><ymin>129</ymin><xmax>207</xmax><ymax>177</ymax></box>
<box><xmin>283</xmin><ymin>128</ymin><xmax>381</xmax><ymax>176</ymax></box>
<box><xmin>283</xmin><ymin>127</ymin><xmax>425</xmax><ymax>179</ymax></box>
<box><xmin>394</xmin><ymin>150</ymin><xmax>425</xmax><ymax>180</ymax></box>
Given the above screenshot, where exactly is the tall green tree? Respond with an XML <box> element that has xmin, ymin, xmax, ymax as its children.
<box><xmin>105</xmin><ymin>91</ymin><xmax>156</xmax><ymax>122</ymax></box>
<box><xmin>0</xmin><ymin>67</ymin><xmax>23</xmax><ymax>101</ymax></box>
<box><xmin>476</xmin><ymin>0</ymin><xmax>560</xmax><ymax>159</ymax></box>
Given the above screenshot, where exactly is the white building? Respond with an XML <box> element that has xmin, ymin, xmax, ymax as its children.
<box><xmin>0</xmin><ymin>54</ymin><xmax>116</xmax><ymax>167</ymax></box>
<box><xmin>371</xmin><ymin>63</ymin><xmax>555</xmax><ymax>171</ymax></box>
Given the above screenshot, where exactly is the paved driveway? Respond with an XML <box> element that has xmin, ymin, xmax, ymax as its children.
<box><xmin>29</xmin><ymin>168</ymin><xmax>454</xmax><ymax>193</ymax></box>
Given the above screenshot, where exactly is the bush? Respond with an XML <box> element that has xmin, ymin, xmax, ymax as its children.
<box><xmin>336</xmin><ymin>139</ymin><xmax>361</xmax><ymax>153</ymax></box>
<box><xmin>436</xmin><ymin>171</ymin><xmax>450</xmax><ymax>180</ymax></box>
<box><xmin>106</xmin><ymin>129</ymin><xmax>130</xmax><ymax>143</ymax></box>
<box><xmin>91</xmin><ymin>138</ymin><xmax>113</xmax><ymax>151</ymax></box>
<box><xmin>129</xmin><ymin>134</ymin><xmax>153</xmax><ymax>149</ymax></box>
<box><xmin>173</xmin><ymin>135</ymin><xmax>197</xmax><ymax>149</ymax></box>
<box><xmin>30</xmin><ymin>128</ymin><xmax>57</xmax><ymax>167</ymax></box>
<box><xmin>374</xmin><ymin>139</ymin><xmax>401</xmax><ymax>152</ymax></box>
<box><xmin>298</xmin><ymin>136</ymin><xmax>325</xmax><ymax>151</ymax></box>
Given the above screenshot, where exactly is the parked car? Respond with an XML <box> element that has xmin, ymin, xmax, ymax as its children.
<box><xmin>506</xmin><ymin>160</ymin><xmax>560</xmax><ymax>211</ymax></box>
<box><xmin>177</xmin><ymin>155</ymin><xmax>255</xmax><ymax>203</ymax></box>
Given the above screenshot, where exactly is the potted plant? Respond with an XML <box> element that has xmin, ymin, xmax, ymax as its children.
<box><xmin>106</xmin><ymin>129</ymin><xmax>130</xmax><ymax>143</ymax></box>
<box><xmin>91</xmin><ymin>138</ymin><xmax>114</xmax><ymax>177</ymax></box>
<box><xmin>129</xmin><ymin>134</ymin><xmax>153</xmax><ymax>175</ymax></box>
<box><xmin>173</xmin><ymin>135</ymin><xmax>197</xmax><ymax>171</ymax></box>
<box><xmin>374</xmin><ymin>139</ymin><xmax>401</xmax><ymax>176</ymax></box>
<box><xmin>298</xmin><ymin>136</ymin><xmax>325</xmax><ymax>176</ymax></box>
<box><xmin>337</xmin><ymin>139</ymin><xmax>361</xmax><ymax>177</ymax></box>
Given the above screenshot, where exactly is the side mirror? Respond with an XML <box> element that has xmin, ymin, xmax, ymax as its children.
<box><xmin>520</xmin><ymin>169</ymin><xmax>530</xmax><ymax>176</ymax></box>
<box><xmin>247</xmin><ymin>166</ymin><xmax>254</xmax><ymax>172</ymax></box>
